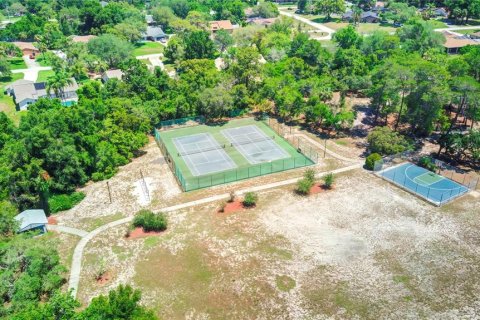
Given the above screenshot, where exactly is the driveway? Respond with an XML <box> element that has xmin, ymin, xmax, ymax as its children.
<box><xmin>11</xmin><ymin>55</ymin><xmax>52</xmax><ymax>82</ymax></box>
<box><xmin>279</xmin><ymin>10</ymin><xmax>335</xmax><ymax>40</ymax></box>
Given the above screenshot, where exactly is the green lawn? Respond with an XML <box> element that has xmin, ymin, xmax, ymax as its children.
<box><xmin>138</xmin><ymin>58</ymin><xmax>152</xmax><ymax>66</ymax></box>
<box><xmin>324</xmin><ymin>21</ymin><xmax>396</xmax><ymax>34</ymax></box>
<box><xmin>0</xmin><ymin>73</ymin><xmax>25</xmax><ymax>125</ymax></box>
<box><xmin>37</xmin><ymin>70</ymin><xmax>55</xmax><ymax>82</ymax></box>
<box><xmin>8</xmin><ymin>57</ymin><xmax>27</xmax><ymax>70</ymax></box>
<box><xmin>456</xmin><ymin>29</ymin><xmax>480</xmax><ymax>35</ymax></box>
<box><xmin>35</xmin><ymin>54</ymin><xmax>51</xmax><ymax>67</ymax></box>
<box><xmin>133</xmin><ymin>42</ymin><xmax>164</xmax><ymax>56</ymax></box>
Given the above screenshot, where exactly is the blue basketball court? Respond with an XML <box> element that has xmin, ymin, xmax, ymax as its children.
<box><xmin>378</xmin><ymin>162</ymin><xmax>469</xmax><ymax>205</ymax></box>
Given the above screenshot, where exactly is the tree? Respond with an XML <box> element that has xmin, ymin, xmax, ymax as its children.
<box><xmin>382</xmin><ymin>2</ymin><xmax>417</xmax><ymax>24</ymax></box>
<box><xmin>367</xmin><ymin>126</ymin><xmax>413</xmax><ymax>155</ymax></box>
<box><xmin>253</xmin><ymin>1</ymin><xmax>280</xmax><ymax>18</ymax></box>
<box><xmin>79</xmin><ymin>285</ymin><xmax>157</xmax><ymax>319</ymax></box>
<box><xmin>183</xmin><ymin>30</ymin><xmax>216</xmax><ymax>60</ymax></box>
<box><xmin>0</xmin><ymin>57</ymin><xmax>12</xmax><ymax>78</ymax></box>
<box><xmin>47</xmin><ymin>71</ymin><xmax>74</xmax><ymax>102</ymax></box>
<box><xmin>0</xmin><ymin>200</ymin><xmax>17</xmax><ymax>239</ymax></box>
<box><xmin>152</xmin><ymin>6</ymin><xmax>177</xmax><ymax>32</ymax></box>
<box><xmin>197</xmin><ymin>86</ymin><xmax>233</xmax><ymax>120</ymax></box>
<box><xmin>229</xmin><ymin>47</ymin><xmax>262</xmax><ymax>91</ymax></box>
<box><xmin>164</xmin><ymin>35</ymin><xmax>185</xmax><ymax>64</ymax></box>
<box><xmin>87</xmin><ymin>34</ymin><xmax>133</xmax><ymax>68</ymax></box>
<box><xmin>332</xmin><ymin>25</ymin><xmax>362</xmax><ymax>49</ymax></box>
<box><xmin>214</xmin><ymin>30</ymin><xmax>234</xmax><ymax>53</ymax></box>
<box><xmin>314</xmin><ymin>0</ymin><xmax>345</xmax><ymax>20</ymax></box>
<box><xmin>397</xmin><ymin>19</ymin><xmax>446</xmax><ymax>55</ymax></box>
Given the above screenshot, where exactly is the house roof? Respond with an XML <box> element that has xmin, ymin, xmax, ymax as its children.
<box><xmin>343</xmin><ymin>11</ymin><xmax>379</xmax><ymax>19</ymax></box>
<box><xmin>13</xmin><ymin>42</ymin><xmax>38</xmax><ymax>51</ymax></box>
<box><xmin>103</xmin><ymin>69</ymin><xmax>124</xmax><ymax>80</ymax></box>
<box><xmin>210</xmin><ymin>20</ymin><xmax>234</xmax><ymax>31</ymax></box>
<box><xmin>443</xmin><ymin>31</ymin><xmax>480</xmax><ymax>49</ymax></box>
<box><xmin>71</xmin><ymin>35</ymin><xmax>97</xmax><ymax>43</ymax></box>
<box><xmin>145</xmin><ymin>15</ymin><xmax>154</xmax><ymax>24</ymax></box>
<box><xmin>100</xmin><ymin>1</ymin><xmax>108</xmax><ymax>7</ymax></box>
<box><xmin>15</xmin><ymin>209</ymin><xmax>48</xmax><ymax>232</ymax></box>
<box><xmin>10</xmin><ymin>78</ymin><xmax>78</xmax><ymax>104</ymax></box>
<box><xmin>144</xmin><ymin>26</ymin><xmax>166</xmax><ymax>38</ymax></box>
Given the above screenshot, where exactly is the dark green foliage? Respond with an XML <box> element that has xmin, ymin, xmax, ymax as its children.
<box><xmin>183</xmin><ymin>30</ymin><xmax>216</xmax><ymax>60</ymax></box>
<box><xmin>367</xmin><ymin>127</ymin><xmax>413</xmax><ymax>155</ymax></box>
<box><xmin>79</xmin><ymin>285</ymin><xmax>158</xmax><ymax>320</ymax></box>
<box><xmin>133</xmin><ymin>210</ymin><xmax>168</xmax><ymax>232</ymax></box>
<box><xmin>365</xmin><ymin>153</ymin><xmax>383</xmax><ymax>170</ymax></box>
<box><xmin>48</xmin><ymin>192</ymin><xmax>86</xmax><ymax>214</ymax></box>
<box><xmin>418</xmin><ymin>156</ymin><xmax>437</xmax><ymax>172</ymax></box>
<box><xmin>243</xmin><ymin>192</ymin><xmax>258</xmax><ymax>207</ymax></box>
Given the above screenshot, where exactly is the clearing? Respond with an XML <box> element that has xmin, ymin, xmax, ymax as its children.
<box><xmin>133</xmin><ymin>42</ymin><xmax>164</xmax><ymax>56</ymax></box>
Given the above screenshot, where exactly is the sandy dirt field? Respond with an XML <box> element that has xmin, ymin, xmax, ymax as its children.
<box><xmin>76</xmin><ymin>169</ymin><xmax>480</xmax><ymax>319</ymax></box>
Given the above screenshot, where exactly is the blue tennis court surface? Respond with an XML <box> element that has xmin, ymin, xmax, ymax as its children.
<box><xmin>378</xmin><ymin>162</ymin><xmax>469</xmax><ymax>205</ymax></box>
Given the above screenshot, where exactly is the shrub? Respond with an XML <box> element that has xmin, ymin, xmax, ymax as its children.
<box><xmin>228</xmin><ymin>191</ymin><xmax>235</xmax><ymax>203</ymax></box>
<box><xmin>323</xmin><ymin>173</ymin><xmax>335</xmax><ymax>189</ymax></box>
<box><xmin>243</xmin><ymin>192</ymin><xmax>258</xmax><ymax>207</ymax></box>
<box><xmin>304</xmin><ymin>168</ymin><xmax>315</xmax><ymax>183</ymax></box>
<box><xmin>418</xmin><ymin>156</ymin><xmax>437</xmax><ymax>172</ymax></box>
<box><xmin>48</xmin><ymin>192</ymin><xmax>86</xmax><ymax>213</ymax></box>
<box><xmin>219</xmin><ymin>201</ymin><xmax>227</xmax><ymax>213</ymax></box>
<box><xmin>296</xmin><ymin>178</ymin><xmax>313</xmax><ymax>195</ymax></box>
<box><xmin>365</xmin><ymin>153</ymin><xmax>382</xmax><ymax>170</ymax></box>
<box><xmin>133</xmin><ymin>210</ymin><xmax>167</xmax><ymax>232</ymax></box>
<box><xmin>367</xmin><ymin>126</ymin><xmax>413</xmax><ymax>155</ymax></box>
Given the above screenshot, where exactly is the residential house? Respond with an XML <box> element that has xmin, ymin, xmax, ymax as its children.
<box><xmin>142</xmin><ymin>26</ymin><xmax>166</xmax><ymax>42</ymax></box>
<box><xmin>442</xmin><ymin>31</ymin><xmax>480</xmax><ymax>54</ymax></box>
<box><xmin>210</xmin><ymin>20</ymin><xmax>235</xmax><ymax>33</ymax></box>
<box><xmin>246</xmin><ymin>17</ymin><xmax>277</xmax><ymax>27</ymax></box>
<box><xmin>71</xmin><ymin>35</ymin><xmax>97</xmax><ymax>43</ymax></box>
<box><xmin>13</xmin><ymin>42</ymin><xmax>40</xmax><ymax>57</ymax></box>
<box><xmin>101</xmin><ymin>69</ymin><xmax>124</xmax><ymax>82</ymax></box>
<box><xmin>15</xmin><ymin>209</ymin><xmax>48</xmax><ymax>234</ymax></box>
<box><xmin>342</xmin><ymin>11</ymin><xmax>380</xmax><ymax>23</ymax></box>
<box><xmin>5</xmin><ymin>78</ymin><xmax>79</xmax><ymax>110</ymax></box>
<box><xmin>100</xmin><ymin>1</ymin><xmax>108</xmax><ymax>7</ymax></box>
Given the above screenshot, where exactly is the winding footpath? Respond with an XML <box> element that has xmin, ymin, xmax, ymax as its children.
<box><xmin>52</xmin><ymin>133</ymin><xmax>363</xmax><ymax>298</ymax></box>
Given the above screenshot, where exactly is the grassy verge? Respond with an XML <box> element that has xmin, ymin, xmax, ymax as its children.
<box><xmin>8</xmin><ymin>57</ymin><xmax>27</xmax><ymax>70</ymax></box>
<box><xmin>133</xmin><ymin>42</ymin><xmax>164</xmax><ymax>56</ymax></box>
<box><xmin>0</xmin><ymin>73</ymin><xmax>25</xmax><ymax>125</ymax></box>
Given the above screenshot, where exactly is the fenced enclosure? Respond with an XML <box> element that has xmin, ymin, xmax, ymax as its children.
<box><xmin>374</xmin><ymin>152</ymin><xmax>478</xmax><ymax>206</ymax></box>
<box><xmin>155</xmin><ymin>117</ymin><xmax>319</xmax><ymax>191</ymax></box>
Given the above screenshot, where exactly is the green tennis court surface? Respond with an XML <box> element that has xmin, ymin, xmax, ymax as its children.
<box><xmin>414</xmin><ymin>172</ymin><xmax>444</xmax><ymax>186</ymax></box>
<box><xmin>155</xmin><ymin>117</ymin><xmax>316</xmax><ymax>191</ymax></box>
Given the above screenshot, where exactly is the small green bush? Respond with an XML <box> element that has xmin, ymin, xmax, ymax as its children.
<box><xmin>367</xmin><ymin>126</ymin><xmax>413</xmax><ymax>155</ymax></box>
<box><xmin>243</xmin><ymin>192</ymin><xmax>258</xmax><ymax>207</ymax></box>
<box><xmin>323</xmin><ymin>173</ymin><xmax>335</xmax><ymax>189</ymax></box>
<box><xmin>418</xmin><ymin>156</ymin><xmax>437</xmax><ymax>172</ymax></box>
<box><xmin>133</xmin><ymin>210</ymin><xmax>167</xmax><ymax>232</ymax></box>
<box><xmin>304</xmin><ymin>168</ymin><xmax>315</xmax><ymax>183</ymax></box>
<box><xmin>48</xmin><ymin>192</ymin><xmax>86</xmax><ymax>213</ymax></box>
<box><xmin>365</xmin><ymin>153</ymin><xmax>382</xmax><ymax>170</ymax></box>
<box><xmin>296</xmin><ymin>178</ymin><xmax>314</xmax><ymax>195</ymax></box>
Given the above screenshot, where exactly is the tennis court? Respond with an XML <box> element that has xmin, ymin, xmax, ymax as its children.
<box><xmin>173</xmin><ymin>133</ymin><xmax>236</xmax><ymax>176</ymax></box>
<box><xmin>379</xmin><ymin>162</ymin><xmax>469</xmax><ymax>205</ymax></box>
<box><xmin>222</xmin><ymin>125</ymin><xmax>289</xmax><ymax>164</ymax></box>
<box><xmin>155</xmin><ymin>117</ymin><xmax>317</xmax><ymax>191</ymax></box>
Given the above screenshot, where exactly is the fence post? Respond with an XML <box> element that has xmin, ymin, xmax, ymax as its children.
<box><xmin>393</xmin><ymin>169</ymin><xmax>397</xmax><ymax>182</ymax></box>
<box><xmin>427</xmin><ymin>187</ymin><xmax>431</xmax><ymax>199</ymax></box>
<box><xmin>106</xmin><ymin>181</ymin><xmax>112</xmax><ymax>203</ymax></box>
<box><xmin>462</xmin><ymin>174</ymin><xmax>466</xmax><ymax>185</ymax></box>
<box><xmin>440</xmin><ymin>193</ymin><xmax>444</xmax><ymax>204</ymax></box>
<box><xmin>415</xmin><ymin>182</ymin><xmax>419</xmax><ymax>192</ymax></box>
<box><xmin>323</xmin><ymin>139</ymin><xmax>327</xmax><ymax>158</ymax></box>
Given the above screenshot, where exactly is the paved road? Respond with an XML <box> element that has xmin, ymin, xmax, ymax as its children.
<box><xmin>48</xmin><ymin>225</ymin><xmax>89</xmax><ymax>237</ymax></box>
<box><xmin>279</xmin><ymin>10</ymin><xmax>335</xmax><ymax>40</ymax></box>
<box><xmin>67</xmin><ymin>161</ymin><xmax>363</xmax><ymax>298</ymax></box>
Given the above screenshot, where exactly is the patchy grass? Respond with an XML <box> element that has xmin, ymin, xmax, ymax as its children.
<box><xmin>8</xmin><ymin>57</ymin><xmax>27</xmax><ymax>70</ymax></box>
<box><xmin>276</xmin><ymin>275</ymin><xmax>296</xmax><ymax>292</ymax></box>
<box><xmin>0</xmin><ymin>89</ymin><xmax>25</xmax><ymax>125</ymax></box>
<box><xmin>323</xmin><ymin>21</ymin><xmax>396</xmax><ymax>34</ymax></box>
<box><xmin>37</xmin><ymin>70</ymin><xmax>55</xmax><ymax>82</ymax></box>
<box><xmin>82</xmin><ymin>212</ymin><xmax>126</xmax><ymax>232</ymax></box>
<box><xmin>456</xmin><ymin>29</ymin><xmax>480</xmax><ymax>35</ymax></box>
<box><xmin>133</xmin><ymin>42</ymin><xmax>164</xmax><ymax>56</ymax></box>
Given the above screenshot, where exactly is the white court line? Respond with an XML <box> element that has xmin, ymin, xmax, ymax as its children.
<box><xmin>413</xmin><ymin>172</ymin><xmax>442</xmax><ymax>187</ymax></box>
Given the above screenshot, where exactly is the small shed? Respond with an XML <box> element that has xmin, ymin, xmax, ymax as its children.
<box><xmin>102</xmin><ymin>69</ymin><xmax>124</xmax><ymax>82</ymax></box>
<box><xmin>15</xmin><ymin>209</ymin><xmax>48</xmax><ymax>233</ymax></box>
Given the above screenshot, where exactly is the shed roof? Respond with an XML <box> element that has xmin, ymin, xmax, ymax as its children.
<box><xmin>15</xmin><ymin>209</ymin><xmax>48</xmax><ymax>232</ymax></box>
<box><xmin>210</xmin><ymin>20</ymin><xmax>234</xmax><ymax>31</ymax></box>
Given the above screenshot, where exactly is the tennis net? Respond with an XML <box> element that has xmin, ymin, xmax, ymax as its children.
<box><xmin>178</xmin><ymin>144</ymin><xmax>225</xmax><ymax>156</ymax></box>
<box><xmin>231</xmin><ymin>135</ymin><xmax>275</xmax><ymax>147</ymax></box>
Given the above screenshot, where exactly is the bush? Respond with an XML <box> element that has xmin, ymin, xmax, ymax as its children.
<box><xmin>48</xmin><ymin>192</ymin><xmax>86</xmax><ymax>213</ymax></box>
<box><xmin>133</xmin><ymin>210</ymin><xmax>167</xmax><ymax>232</ymax></box>
<box><xmin>365</xmin><ymin>153</ymin><xmax>382</xmax><ymax>170</ymax></box>
<box><xmin>243</xmin><ymin>192</ymin><xmax>258</xmax><ymax>207</ymax></box>
<box><xmin>296</xmin><ymin>168</ymin><xmax>316</xmax><ymax>195</ymax></box>
<box><xmin>418</xmin><ymin>156</ymin><xmax>437</xmax><ymax>172</ymax></box>
<box><xmin>323</xmin><ymin>173</ymin><xmax>335</xmax><ymax>189</ymax></box>
<box><xmin>367</xmin><ymin>126</ymin><xmax>413</xmax><ymax>155</ymax></box>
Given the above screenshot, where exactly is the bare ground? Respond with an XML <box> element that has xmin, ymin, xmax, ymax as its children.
<box><xmin>76</xmin><ymin>169</ymin><xmax>480</xmax><ymax>319</ymax></box>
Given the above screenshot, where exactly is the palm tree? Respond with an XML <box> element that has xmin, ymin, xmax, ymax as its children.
<box><xmin>46</xmin><ymin>71</ymin><xmax>73</xmax><ymax>102</ymax></box>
